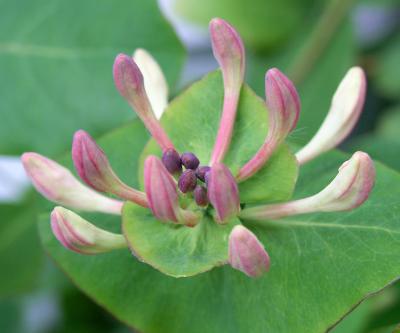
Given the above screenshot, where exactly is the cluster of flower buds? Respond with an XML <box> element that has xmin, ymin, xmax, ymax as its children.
<box><xmin>162</xmin><ymin>148</ymin><xmax>211</xmax><ymax>207</ymax></box>
<box><xmin>21</xmin><ymin>17</ymin><xmax>375</xmax><ymax>279</ymax></box>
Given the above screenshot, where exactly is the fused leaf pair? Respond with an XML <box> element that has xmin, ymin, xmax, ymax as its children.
<box><xmin>22</xmin><ymin>17</ymin><xmax>374</xmax><ymax>279</ymax></box>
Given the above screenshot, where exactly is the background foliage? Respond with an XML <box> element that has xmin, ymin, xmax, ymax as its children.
<box><xmin>1</xmin><ymin>0</ymin><xmax>400</xmax><ymax>332</ymax></box>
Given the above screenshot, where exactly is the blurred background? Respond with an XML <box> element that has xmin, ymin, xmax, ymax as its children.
<box><xmin>1</xmin><ymin>0</ymin><xmax>400</xmax><ymax>332</ymax></box>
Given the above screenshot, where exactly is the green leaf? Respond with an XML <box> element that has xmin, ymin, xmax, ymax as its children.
<box><xmin>139</xmin><ymin>71</ymin><xmax>298</xmax><ymax>204</ymax></box>
<box><xmin>174</xmin><ymin>0</ymin><xmax>315</xmax><ymax>51</ymax></box>
<box><xmin>0</xmin><ymin>0</ymin><xmax>185</xmax><ymax>156</ymax></box>
<box><xmin>39</xmin><ymin>136</ymin><xmax>400</xmax><ymax>333</ymax></box>
<box><xmin>122</xmin><ymin>203</ymin><xmax>240</xmax><ymax>277</ymax></box>
<box><xmin>0</xmin><ymin>199</ymin><xmax>43</xmax><ymax>296</ymax></box>
<box><xmin>375</xmin><ymin>35</ymin><xmax>400</xmax><ymax>99</ymax></box>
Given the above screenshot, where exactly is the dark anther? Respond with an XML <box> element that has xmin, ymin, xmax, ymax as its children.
<box><xmin>196</xmin><ymin>166</ymin><xmax>211</xmax><ymax>182</ymax></box>
<box><xmin>181</xmin><ymin>152</ymin><xmax>200</xmax><ymax>170</ymax></box>
<box><xmin>162</xmin><ymin>148</ymin><xmax>182</xmax><ymax>174</ymax></box>
<box><xmin>178</xmin><ymin>170</ymin><xmax>197</xmax><ymax>193</ymax></box>
<box><xmin>194</xmin><ymin>185</ymin><xmax>209</xmax><ymax>206</ymax></box>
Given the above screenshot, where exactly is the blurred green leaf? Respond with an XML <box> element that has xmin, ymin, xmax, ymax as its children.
<box><xmin>0</xmin><ymin>0</ymin><xmax>185</xmax><ymax>156</ymax></box>
<box><xmin>374</xmin><ymin>34</ymin><xmax>400</xmax><ymax>99</ymax></box>
<box><xmin>175</xmin><ymin>0</ymin><xmax>316</xmax><ymax>50</ymax></box>
<box><xmin>376</xmin><ymin>106</ymin><xmax>400</xmax><ymax>141</ymax></box>
<box><xmin>0</xmin><ymin>198</ymin><xmax>43</xmax><ymax>297</ymax></box>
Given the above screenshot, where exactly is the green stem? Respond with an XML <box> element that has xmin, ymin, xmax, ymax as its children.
<box><xmin>288</xmin><ymin>0</ymin><xmax>356</xmax><ymax>85</ymax></box>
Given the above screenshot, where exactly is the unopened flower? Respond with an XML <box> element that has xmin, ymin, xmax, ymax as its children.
<box><xmin>296</xmin><ymin>67</ymin><xmax>366</xmax><ymax>165</ymax></box>
<box><xmin>207</xmin><ymin>163</ymin><xmax>240</xmax><ymax>223</ymax></box>
<box><xmin>113</xmin><ymin>53</ymin><xmax>174</xmax><ymax>151</ymax></box>
<box><xmin>133</xmin><ymin>48</ymin><xmax>168</xmax><ymax>119</ymax></box>
<box><xmin>237</xmin><ymin>68</ymin><xmax>300</xmax><ymax>181</ymax></box>
<box><xmin>240</xmin><ymin>152</ymin><xmax>375</xmax><ymax>220</ymax></box>
<box><xmin>51</xmin><ymin>207</ymin><xmax>127</xmax><ymax>254</ymax></box>
<box><xmin>209</xmin><ymin>18</ymin><xmax>245</xmax><ymax>165</ymax></box>
<box><xmin>72</xmin><ymin>130</ymin><xmax>148</xmax><ymax>207</ymax></box>
<box><xmin>144</xmin><ymin>155</ymin><xmax>199</xmax><ymax>226</ymax></box>
<box><xmin>21</xmin><ymin>152</ymin><xmax>123</xmax><ymax>215</ymax></box>
<box><xmin>229</xmin><ymin>225</ymin><xmax>270</xmax><ymax>277</ymax></box>
<box><xmin>23</xmin><ymin>17</ymin><xmax>375</xmax><ymax>279</ymax></box>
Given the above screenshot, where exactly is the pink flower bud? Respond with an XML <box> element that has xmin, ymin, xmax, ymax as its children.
<box><xmin>144</xmin><ymin>155</ymin><xmax>199</xmax><ymax>226</ymax></box>
<box><xmin>229</xmin><ymin>225</ymin><xmax>270</xmax><ymax>277</ymax></box>
<box><xmin>72</xmin><ymin>130</ymin><xmax>148</xmax><ymax>207</ymax></box>
<box><xmin>240</xmin><ymin>151</ymin><xmax>375</xmax><ymax>220</ymax></box>
<box><xmin>209</xmin><ymin>18</ymin><xmax>245</xmax><ymax>165</ymax></box>
<box><xmin>21</xmin><ymin>152</ymin><xmax>123</xmax><ymax>215</ymax></box>
<box><xmin>237</xmin><ymin>68</ymin><xmax>300</xmax><ymax>181</ymax></box>
<box><xmin>113</xmin><ymin>54</ymin><xmax>174</xmax><ymax>151</ymax></box>
<box><xmin>133</xmin><ymin>48</ymin><xmax>169</xmax><ymax>120</ymax></box>
<box><xmin>296</xmin><ymin>67</ymin><xmax>366</xmax><ymax>165</ymax></box>
<box><xmin>207</xmin><ymin>163</ymin><xmax>240</xmax><ymax>223</ymax></box>
<box><xmin>51</xmin><ymin>207</ymin><xmax>127</xmax><ymax>254</ymax></box>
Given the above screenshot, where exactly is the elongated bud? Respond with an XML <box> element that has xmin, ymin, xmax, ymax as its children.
<box><xmin>133</xmin><ymin>48</ymin><xmax>168</xmax><ymax>120</ymax></box>
<box><xmin>144</xmin><ymin>156</ymin><xmax>199</xmax><ymax>226</ymax></box>
<box><xmin>21</xmin><ymin>153</ymin><xmax>123</xmax><ymax>215</ymax></box>
<box><xmin>296</xmin><ymin>67</ymin><xmax>366</xmax><ymax>165</ymax></box>
<box><xmin>113</xmin><ymin>54</ymin><xmax>174</xmax><ymax>151</ymax></box>
<box><xmin>237</xmin><ymin>68</ymin><xmax>300</xmax><ymax>181</ymax></box>
<box><xmin>209</xmin><ymin>18</ymin><xmax>245</xmax><ymax>165</ymax></box>
<box><xmin>72</xmin><ymin>130</ymin><xmax>148</xmax><ymax>208</ymax></box>
<box><xmin>240</xmin><ymin>151</ymin><xmax>375</xmax><ymax>220</ymax></box>
<box><xmin>229</xmin><ymin>225</ymin><xmax>270</xmax><ymax>277</ymax></box>
<box><xmin>207</xmin><ymin>163</ymin><xmax>240</xmax><ymax>223</ymax></box>
<box><xmin>51</xmin><ymin>207</ymin><xmax>127</xmax><ymax>254</ymax></box>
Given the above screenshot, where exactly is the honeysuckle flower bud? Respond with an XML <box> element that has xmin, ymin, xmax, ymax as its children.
<box><xmin>178</xmin><ymin>170</ymin><xmax>197</xmax><ymax>193</ymax></box>
<box><xmin>207</xmin><ymin>163</ymin><xmax>240</xmax><ymax>223</ymax></box>
<box><xmin>21</xmin><ymin>153</ymin><xmax>123</xmax><ymax>215</ymax></box>
<box><xmin>228</xmin><ymin>225</ymin><xmax>270</xmax><ymax>277</ymax></box>
<box><xmin>162</xmin><ymin>148</ymin><xmax>182</xmax><ymax>175</ymax></box>
<box><xmin>194</xmin><ymin>185</ymin><xmax>209</xmax><ymax>207</ymax></box>
<box><xmin>209</xmin><ymin>18</ymin><xmax>245</xmax><ymax>165</ymax></box>
<box><xmin>144</xmin><ymin>156</ymin><xmax>199</xmax><ymax>226</ymax></box>
<box><xmin>296</xmin><ymin>67</ymin><xmax>366</xmax><ymax>165</ymax></box>
<box><xmin>196</xmin><ymin>165</ymin><xmax>211</xmax><ymax>182</ymax></box>
<box><xmin>181</xmin><ymin>152</ymin><xmax>200</xmax><ymax>170</ymax></box>
<box><xmin>240</xmin><ymin>151</ymin><xmax>375</xmax><ymax>220</ymax></box>
<box><xmin>72</xmin><ymin>130</ymin><xmax>148</xmax><ymax>208</ymax></box>
<box><xmin>113</xmin><ymin>53</ymin><xmax>174</xmax><ymax>151</ymax></box>
<box><xmin>133</xmin><ymin>48</ymin><xmax>168</xmax><ymax>120</ymax></box>
<box><xmin>51</xmin><ymin>207</ymin><xmax>127</xmax><ymax>254</ymax></box>
<box><xmin>237</xmin><ymin>68</ymin><xmax>300</xmax><ymax>181</ymax></box>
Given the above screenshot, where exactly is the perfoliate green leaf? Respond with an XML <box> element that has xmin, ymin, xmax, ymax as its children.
<box><xmin>123</xmin><ymin>203</ymin><xmax>240</xmax><ymax>277</ymax></box>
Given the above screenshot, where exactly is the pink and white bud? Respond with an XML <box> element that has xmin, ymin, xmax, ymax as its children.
<box><xmin>72</xmin><ymin>130</ymin><xmax>148</xmax><ymax>208</ymax></box>
<box><xmin>113</xmin><ymin>53</ymin><xmax>174</xmax><ymax>151</ymax></box>
<box><xmin>237</xmin><ymin>68</ymin><xmax>300</xmax><ymax>181</ymax></box>
<box><xmin>229</xmin><ymin>225</ymin><xmax>270</xmax><ymax>277</ymax></box>
<box><xmin>144</xmin><ymin>155</ymin><xmax>199</xmax><ymax>226</ymax></box>
<box><xmin>207</xmin><ymin>163</ymin><xmax>240</xmax><ymax>223</ymax></box>
<box><xmin>209</xmin><ymin>18</ymin><xmax>245</xmax><ymax>165</ymax></box>
<box><xmin>133</xmin><ymin>48</ymin><xmax>168</xmax><ymax>120</ymax></box>
<box><xmin>21</xmin><ymin>153</ymin><xmax>123</xmax><ymax>215</ymax></box>
<box><xmin>240</xmin><ymin>151</ymin><xmax>375</xmax><ymax>220</ymax></box>
<box><xmin>51</xmin><ymin>207</ymin><xmax>127</xmax><ymax>254</ymax></box>
<box><xmin>296</xmin><ymin>67</ymin><xmax>366</xmax><ymax>165</ymax></box>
